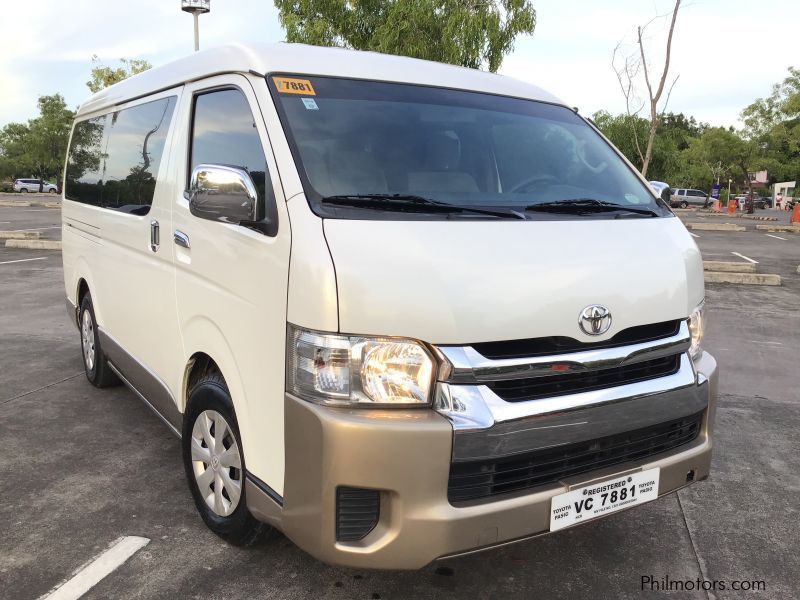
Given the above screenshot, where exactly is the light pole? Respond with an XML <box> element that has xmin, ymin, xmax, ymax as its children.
<box><xmin>182</xmin><ymin>0</ymin><xmax>210</xmax><ymax>52</ymax></box>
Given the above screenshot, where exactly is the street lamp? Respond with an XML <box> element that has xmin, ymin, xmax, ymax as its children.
<box><xmin>182</xmin><ymin>0</ymin><xmax>210</xmax><ymax>52</ymax></box>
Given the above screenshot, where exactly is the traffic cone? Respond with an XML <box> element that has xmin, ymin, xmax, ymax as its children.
<box><xmin>791</xmin><ymin>202</ymin><xmax>800</xmax><ymax>225</ymax></box>
<box><xmin>727</xmin><ymin>199</ymin><xmax>736</xmax><ymax>215</ymax></box>
<box><xmin>713</xmin><ymin>199</ymin><xmax>720</xmax><ymax>212</ymax></box>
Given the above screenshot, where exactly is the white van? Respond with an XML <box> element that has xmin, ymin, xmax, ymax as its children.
<box><xmin>62</xmin><ymin>43</ymin><xmax>717</xmax><ymax>569</ymax></box>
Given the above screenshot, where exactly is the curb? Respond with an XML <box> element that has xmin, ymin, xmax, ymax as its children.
<box><xmin>5</xmin><ymin>239</ymin><xmax>62</xmax><ymax>250</ymax></box>
<box><xmin>704</xmin><ymin>271</ymin><xmax>780</xmax><ymax>286</ymax></box>
<box><xmin>695</xmin><ymin>212</ymin><xmax>779</xmax><ymax>221</ymax></box>
<box><xmin>0</xmin><ymin>200</ymin><xmax>62</xmax><ymax>208</ymax></box>
<box><xmin>703</xmin><ymin>261</ymin><xmax>756</xmax><ymax>273</ymax></box>
<box><xmin>755</xmin><ymin>224</ymin><xmax>800</xmax><ymax>233</ymax></box>
<box><xmin>0</xmin><ymin>230</ymin><xmax>41</xmax><ymax>240</ymax></box>
<box><xmin>686</xmin><ymin>222</ymin><xmax>745</xmax><ymax>232</ymax></box>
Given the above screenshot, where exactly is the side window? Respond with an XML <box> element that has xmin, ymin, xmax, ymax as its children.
<box><xmin>65</xmin><ymin>97</ymin><xmax>176</xmax><ymax>213</ymax></box>
<box><xmin>65</xmin><ymin>114</ymin><xmax>109</xmax><ymax>206</ymax></box>
<box><xmin>189</xmin><ymin>88</ymin><xmax>275</xmax><ymax>225</ymax></box>
<box><xmin>103</xmin><ymin>97</ymin><xmax>177</xmax><ymax>214</ymax></box>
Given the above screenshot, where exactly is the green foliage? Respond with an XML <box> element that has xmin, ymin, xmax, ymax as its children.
<box><xmin>0</xmin><ymin>94</ymin><xmax>74</xmax><ymax>186</ymax></box>
<box><xmin>273</xmin><ymin>0</ymin><xmax>536</xmax><ymax>72</ymax></box>
<box><xmin>87</xmin><ymin>55</ymin><xmax>152</xmax><ymax>93</ymax></box>
<box><xmin>593</xmin><ymin>67</ymin><xmax>800</xmax><ymax>195</ymax></box>
<box><xmin>592</xmin><ymin>110</ymin><xmax>706</xmax><ymax>186</ymax></box>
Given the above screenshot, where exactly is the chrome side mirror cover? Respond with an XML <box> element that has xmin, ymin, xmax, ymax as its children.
<box><xmin>187</xmin><ymin>163</ymin><xmax>259</xmax><ymax>225</ymax></box>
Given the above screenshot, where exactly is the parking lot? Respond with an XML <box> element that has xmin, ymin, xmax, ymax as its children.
<box><xmin>1</xmin><ymin>196</ymin><xmax>799</xmax><ymax>599</ymax></box>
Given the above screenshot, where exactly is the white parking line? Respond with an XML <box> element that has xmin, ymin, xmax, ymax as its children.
<box><xmin>765</xmin><ymin>234</ymin><xmax>787</xmax><ymax>241</ymax></box>
<box><xmin>2</xmin><ymin>226</ymin><xmax>62</xmax><ymax>232</ymax></box>
<box><xmin>0</xmin><ymin>257</ymin><xmax>47</xmax><ymax>265</ymax></box>
<box><xmin>689</xmin><ymin>232</ymin><xmax>700</xmax><ymax>238</ymax></box>
<box><xmin>731</xmin><ymin>251</ymin><xmax>758</xmax><ymax>264</ymax></box>
<box><xmin>749</xmin><ymin>340</ymin><xmax>782</xmax><ymax>346</ymax></box>
<box><xmin>38</xmin><ymin>536</ymin><xmax>149</xmax><ymax>600</ymax></box>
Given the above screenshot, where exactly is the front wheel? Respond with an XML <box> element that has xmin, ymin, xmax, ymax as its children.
<box><xmin>49</xmin><ymin>188</ymin><xmax>58</xmax><ymax>194</ymax></box>
<box><xmin>183</xmin><ymin>372</ymin><xmax>265</xmax><ymax>546</ymax></box>
<box><xmin>19</xmin><ymin>188</ymin><xmax>27</xmax><ymax>193</ymax></box>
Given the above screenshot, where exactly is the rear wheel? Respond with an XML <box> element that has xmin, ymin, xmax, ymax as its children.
<box><xmin>182</xmin><ymin>371</ymin><xmax>264</xmax><ymax>546</ymax></box>
<box><xmin>19</xmin><ymin>188</ymin><xmax>27</xmax><ymax>193</ymax></box>
<box><xmin>79</xmin><ymin>293</ymin><xmax>120</xmax><ymax>387</ymax></box>
<box><xmin>680</xmin><ymin>201</ymin><xmax>688</xmax><ymax>209</ymax></box>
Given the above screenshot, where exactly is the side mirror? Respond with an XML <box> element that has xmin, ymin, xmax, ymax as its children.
<box><xmin>187</xmin><ymin>164</ymin><xmax>259</xmax><ymax>225</ymax></box>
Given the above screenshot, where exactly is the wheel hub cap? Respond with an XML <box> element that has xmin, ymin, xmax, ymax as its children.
<box><xmin>190</xmin><ymin>410</ymin><xmax>242</xmax><ymax>517</ymax></box>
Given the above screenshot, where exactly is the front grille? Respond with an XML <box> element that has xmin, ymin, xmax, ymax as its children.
<box><xmin>448</xmin><ymin>411</ymin><xmax>703</xmax><ymax>503</ymax></box>
<box><xmin>335</xmin><ymin>487</ymin><xmax>380</xmax><ymax>542</ymax></box>
<box><xmin>487</xmin><ymin>354</ymin><xmax>681</xmax><ymax>402</ymax></box>
<box><xmin>470</xmin><ymin>320</ymin><xmax>681</xmax><ymax>360</ymax></box>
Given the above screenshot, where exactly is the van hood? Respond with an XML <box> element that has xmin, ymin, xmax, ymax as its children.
<box><xmin>323</xmin><ymin>217</ymin><xmax>703</xmax><ymax>345</ymax></box>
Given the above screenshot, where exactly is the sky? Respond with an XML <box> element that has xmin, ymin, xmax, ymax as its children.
<box><xmin>1</xmin><ymin>0</ymin><xmax>797</xmax><ymax>128</ymax></box>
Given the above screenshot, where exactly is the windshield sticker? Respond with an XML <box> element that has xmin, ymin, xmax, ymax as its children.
<box><xmin>273</xmin><ymin>77</ymin><xmax>316</xmax><ymax>95</ymax></box>
<box><xmin>302</xmin><ymin>98</ymin><xmax>319</xmax><ymax>110</ymax></box>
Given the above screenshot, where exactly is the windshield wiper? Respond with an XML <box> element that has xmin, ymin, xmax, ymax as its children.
<box><xmin>321</xmin><ymin>194</ymin><xmax>526</xmax><ymax>219</ymax></box>
<box><xmin>524</xmin><ymin>198</ymin><xmax>659</xmax><ymax>217</ymax></box>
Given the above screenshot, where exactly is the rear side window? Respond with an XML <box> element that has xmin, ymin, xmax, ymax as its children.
<box><xmin>65</xmin><ymin>115</ymin><xmax>108</xmax><ymax>206</ymax></box>
<box><xmin>189</xmin><ymin>88</ymin><xmax>275</xmax><ymax>224</ymax></box>
<box><xmin>65</xmin><ymin>96</ymin><xmax>176</xmax><ymax>214</ymax></box>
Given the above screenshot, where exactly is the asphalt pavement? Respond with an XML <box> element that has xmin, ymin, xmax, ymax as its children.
<box><xmin>0</xmin><ymin>200</ymin><xmax>798</xmax><ymax>599</ymax></box>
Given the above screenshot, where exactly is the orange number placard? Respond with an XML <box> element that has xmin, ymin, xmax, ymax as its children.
<box><xmin>272</xmin><ymin>77</ymin><xmax>316</xmax><ymax>96</ymax></box>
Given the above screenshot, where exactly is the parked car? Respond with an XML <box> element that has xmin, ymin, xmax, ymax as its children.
<box><xmin>13</xmin><ymin>178</ymin><xmax>58</xmax><ymax>193</ymax></box>
<box><xmin>754</xmin><ymin>196</ymin><xmax>771</xmax><ymax>209</ymax></box>
<box><xmin>62</xmin><ymin>43</ymin><xmax>717</xmax><ymax>569</ymax></box>
<box><xmin>671</xmin><ymin>188</ymin><xmax>708</xmax><ymax>208</ymax></box>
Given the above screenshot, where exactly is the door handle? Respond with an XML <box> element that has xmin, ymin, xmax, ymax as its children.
<box><xmin>150</xmin><ymin>220</ymin><xmax>160</xmax><ymax>252</ymax></box>
<box><xmin>174</xmin><ymin>230</ymin><xmax>190</xmax><ymax>249</ymax></box>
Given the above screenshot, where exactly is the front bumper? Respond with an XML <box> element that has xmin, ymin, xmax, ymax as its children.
<box><xmin>249</xmin><ymin>351</ymin><xmax>717</xmax><ymax>570</ymax></box>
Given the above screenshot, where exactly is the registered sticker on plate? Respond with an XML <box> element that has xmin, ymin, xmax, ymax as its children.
<box><xmin>549</xmin><ymin>467</ymin><xmax>660</xmax><ymax>532</ymax></box>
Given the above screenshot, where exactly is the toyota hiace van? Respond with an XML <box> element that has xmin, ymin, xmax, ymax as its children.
<box><xmin>62</xmin><ymin>43</ymin><xmax>717</xmax><ymax>569</ymax></box>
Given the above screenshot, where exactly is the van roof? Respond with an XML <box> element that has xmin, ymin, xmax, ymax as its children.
<box><xmin>77</xmin><ymin>42</ymin><xmax>565</xmax><ymax>117</ymax></box>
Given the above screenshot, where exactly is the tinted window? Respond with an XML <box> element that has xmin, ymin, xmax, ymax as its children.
<box><xmin>66</xmin><ymin>97</ymin><xmax>176</xmax><ymax>213</ymax></box>
<box><xmin>190</xmin><ymin>88</ymin><xmax>274</xmax><ymax>223</ymax></box>
<box><xmin>689</xmin><ymin>190</ymin><xmax>705</xmax><ymax>197</ymax></box>
<box><xmin>65</xmin><ymin>115</ymin><xmax>108</xmax><ymax>206</ymax></box>
<box><xmin>103</xmin><ymin>97</ymin><xmax>176</xmax><ymax>214</ymax></box>
<box><xmin>270</xmin><ymin>76</ymin><xmax>670</xmax><ymax>220</ymax></box>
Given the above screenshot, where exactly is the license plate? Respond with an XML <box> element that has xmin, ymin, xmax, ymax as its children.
<box><xmin>549</xmin><ymin>468</ymin><xmax>660</xmax><ymax>532</ymax></box>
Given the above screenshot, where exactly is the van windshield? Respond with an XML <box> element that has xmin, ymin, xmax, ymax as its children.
<box><xmin>269</xmin><ymin>75</ymin><xmax>669</xmax><ymax>220</ymax></box>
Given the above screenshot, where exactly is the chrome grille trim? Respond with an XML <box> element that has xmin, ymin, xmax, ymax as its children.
<box><xmin>435</xmin><ymin>353</ymin><xmax>698</xmax><ymax>429</ymax></box>
<box><xmin>435</xmin><ymin>321</ymin><xmax>690</xmax><ymax>384</ymax></box>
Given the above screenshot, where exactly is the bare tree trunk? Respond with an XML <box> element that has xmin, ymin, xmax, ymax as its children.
<box><xmin>637</xmin><ymin>0</ymin><xmax>681</xmax><ymax>177</ymax></box>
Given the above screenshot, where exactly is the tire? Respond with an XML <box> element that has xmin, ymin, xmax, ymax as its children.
<box><xmin>79</xmin><ymin>293</ymin><xmax>120</xmax><ymax>387</ymax></box>
<box><xmin>680</xmin><ymin>201</ymin><xmax>688</xmax><ymax>209</ymax></box>
<box><xmin>182</xmin><ymin>371</ymin><xmax>265</xmax><ymax>546</ymax></box>
<box><xmin>49</xmin><ymin>188</ymin><xmax>58</xmax><ymax>194</ymax></box>
<box><xmin>20</xmin><ymin>188</ymin><xmax>27</xmax><ymax>193</ymax></box>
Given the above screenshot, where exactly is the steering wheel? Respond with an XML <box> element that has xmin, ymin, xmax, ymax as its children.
<box><xmin>508</xmin><ymin>174</ymin><xmax>557</xmax><ymax>194</ymax></box>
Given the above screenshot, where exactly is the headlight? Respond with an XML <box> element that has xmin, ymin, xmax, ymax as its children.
<box><xmin>287</xmin><ymin>325</ymin><xmax>435</xmax><ymax>406</ymax></box>
<box><xmin>688</xmin><ymin>302</ymin><xmax>706</xmax><ymax>360</ymax></box>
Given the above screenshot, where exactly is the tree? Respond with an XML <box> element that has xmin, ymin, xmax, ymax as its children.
<box><xmin>685</xmin><ymin>128</ymin><xmax>762</xmax><ymax>204</ymax></box>
<box><xmin>87</xmin><ymin>55</ymin><xmax>152</xmax><ymax>93</ymax></box>
<box><xmin>0</xmin><ymin>94</ymin><xmax>74</xmax><ymax>190</ymax></box>
<box><xmin>272</xmin><ymin>0</ymin><xmax>536</xmax><ymax>72</ymax></box>
<box><xmin>612</xmin><ymin>0</ymin><xmax>681</xmax><ymax>177</ymax></box>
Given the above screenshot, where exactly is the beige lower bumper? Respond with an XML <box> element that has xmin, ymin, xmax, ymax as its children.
<box><xmin>248</xmin><ymin>352</ymin><xmax>718</xmax><ymax>570</ymax></box>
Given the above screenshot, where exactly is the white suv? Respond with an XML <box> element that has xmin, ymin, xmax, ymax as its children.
<box><xmin>13</xmin><ymin>178</ymin><xmax>58</xmax><ymax>193</ymax></box>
